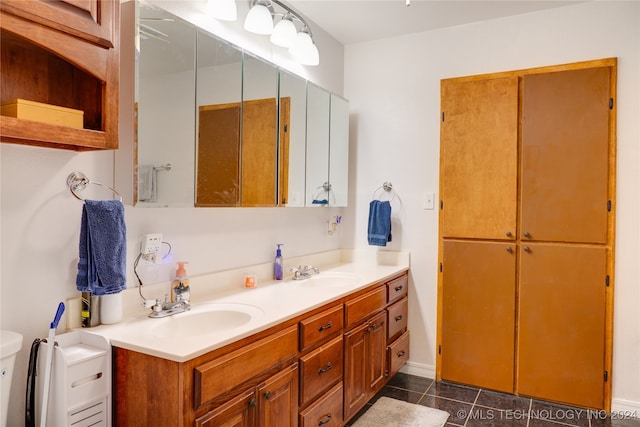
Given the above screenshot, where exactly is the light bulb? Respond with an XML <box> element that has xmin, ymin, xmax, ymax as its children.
<box><xmin>289</xmin><ymin>31</ymin><xmax>319</xmax><ymax>66</ymax></box>
<box><xmin>244</xmin><ymin>2</ymin><xmax>273</xmax><ymax>35</ymax></box>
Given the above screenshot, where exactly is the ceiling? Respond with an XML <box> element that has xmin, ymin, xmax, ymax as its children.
<box><xmin>286</xmin><ymin>0</ymin><xmax>585</xmax><ymax>45</ymax></box>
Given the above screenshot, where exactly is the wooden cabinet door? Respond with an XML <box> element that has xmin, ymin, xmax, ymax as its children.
<box><xmin>517</xmin><ymin>244</ymin><xmax>607</xmax><ymax>409</ymax></box>
<box><xmin>258</xmin><ymin>363</ymin><xmax>299</xmax><ymax>427</ymax></box>
<box><xmin>0</xmin><ymin>0</ymin><xmax>116</xmax><ymax>48</ymax></box>
<box><xmin>195</xmin><ymin>389</ymin><xmax>256</xmax><ymax>427</ymax></box>
<box><xmin>343</xmin><ymin>321</ymin><xmax>369</xmax><ymax>422</ymax></box>
<box><xmin>440</xmin><ymin>77</ymin><xmax>518</xmax><ymax>240</ymax></box>
<box><xmin>441</xmin><ymin>240</ymin><xmax>516</xmax><ymax>393</ymax></box>
<box><xmin>367</xmin><ymin>311</ymin><xmax>387</xmax><ymax>393</ymax></box>
<box><xmin>521</xmin><ymin>67</ymin><xmax>611</xmax><ymax>244</ymax></box>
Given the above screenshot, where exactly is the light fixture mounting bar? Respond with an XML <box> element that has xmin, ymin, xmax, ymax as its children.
<box><xmin>251</xmin><ymin>0</ymin><xmax>314</xmax><ymax>38</ymax></box>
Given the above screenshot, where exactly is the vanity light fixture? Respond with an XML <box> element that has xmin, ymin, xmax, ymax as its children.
<box><xmin>229</xmin><ymin>0</ymin><xmax>320</xmax><ymax>66</ymax></box>
<box><xmin>206</xmin><ymin>0</ymin><xmax>237</xmax><ymax>21</ymax></box>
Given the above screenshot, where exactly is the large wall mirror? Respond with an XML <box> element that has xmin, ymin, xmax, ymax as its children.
<box><xmin>134</xmin><ymin>2</ymin><xmax>348</xmax><ymax>208</ymax></box>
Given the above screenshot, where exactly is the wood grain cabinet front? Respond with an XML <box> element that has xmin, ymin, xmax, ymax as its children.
<box><xmin>299</xmin><ymin>382</ymin><xmax>343</xmax><ymax>427</ymax></box>
<box><xmin>299</xmin><ymin>304</ymin><xmax>344</xmax><ymax>352</ymax></box>
<box><xmin>299</xmin><ymin>335</ymin><xmax>343</xmax><ymax>406</ymax></box>
<box><xmin>387</xmin><ymin>297</ymin><xmax>408</xmax><ymax>343</ymax></box>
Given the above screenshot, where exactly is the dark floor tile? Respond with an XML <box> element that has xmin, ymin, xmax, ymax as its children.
<box><xmin>466</xmin><ymin>407</ymin><xmax>530</xmax><ymax>427</ymax></box>
<box><xmin>589</xmin><ymin>411</ymin><xmax>640</xmax><ymax>427</ymax></box>
<box><xmin>530</xmin><ymin>400</ymin><xmax>590</xmax><ymax>427</ymax></box>
<box><xmin>372</xmin><ymin>385</ymin><xmax>423</xmax><ymax>404</ymax></box>
<box><xmin>386</xmin><ymin>372</ymin><xmax>434</xmax><ymax>393</ymax></box>
<box><xmin>419</xmin><ymin>394</ymin><xmax>473</xmax><ymax>425</ymax></box>
<box><xmin>529</xmin><ymin>417</ymin><xmax>579</xmax><ymax>427</ymax></box>
<box><xmin>426</xmin><ymin>380</ymin><xmax>480</xmax><ymax>403</ymax></box>
<box><xmin>476</xmin><ymin>389</ymin><xmax>531</xmax><ymax>412</ymax></box>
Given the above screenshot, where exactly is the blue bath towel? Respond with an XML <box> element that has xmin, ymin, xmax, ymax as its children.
<box><xmin>76</xmin><ymin>200</ymin><xmax>127</xmax><ymax>296</ymax></box>
<box><xmin>368</xmin><ymin>200</ymin><xmax>392</xmax><ymax>246</ymax></box>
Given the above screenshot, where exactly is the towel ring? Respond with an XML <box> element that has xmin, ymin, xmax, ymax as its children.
<box><xmin>67</xmin><ymin>172</ymin><xmax>123</xmax><ymax>202</ymax></box>
<box><xmin>372</xmin><ymin>181</ymin><xmax>396</xmax><ymax>202</ymax></box>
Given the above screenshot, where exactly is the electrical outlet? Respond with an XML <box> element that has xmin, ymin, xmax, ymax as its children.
<box><xmin>140</xmin><ymin>233</ymin><xmax>162</xmax><ymax>255</ymax></box>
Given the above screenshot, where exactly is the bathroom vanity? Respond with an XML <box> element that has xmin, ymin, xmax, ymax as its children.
<box><xmin>94</xmin><ymin>252</ymin><xmax>409</xmax><ymax>426</ymax></box>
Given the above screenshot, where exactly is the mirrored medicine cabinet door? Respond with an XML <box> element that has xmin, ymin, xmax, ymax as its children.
<box><xmin>134</xmin><ymin>3</ymin><xmax>349</xmax><ymax>208</ymax></box>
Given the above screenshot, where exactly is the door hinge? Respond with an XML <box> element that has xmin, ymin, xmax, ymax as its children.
<box><xmin>440</xmin><ymin>200</ymin><xmax>443</xmax><ymax>210</ymax></box>
<box><xmin>604</xmin><ymin>370</ymin><xmax>608</xmax><ymax>382</ymax></box>
<box><xmin>284</xmin><ymin>124</ymin><xmax>288</xmax><ymax>132</ymax></box>
<box><xmin>605</xmin><ymin>275</ymin><xmax>610</xmax><ymax>287</ymax></box>
<box><xmin>609</xmin><ymin>98</ymin><xmax>614</xmax><ymax>109</ymax></box>
<box><xmin>438</xmin><ymin>344</ymin><xmax>442</xmax><ymax>355</ymax></box>
<box><xmin>607</xmin><ymin>200</ymin><xmax>612</xmax><ymax>211</ymax></box>
<box><xmin>439</xmin><ymin>263</ymin><xmax>443</xmax><ymax>273</ymax></box>
<box><xmin>385</xmin><ymin>369</ymin><xmax>389</xmax><ymax>377</ymax></box>
<box><xmin>442</xmin><ymin>112</ymin><xmax>445</xmax><ymax>122</ymax></box>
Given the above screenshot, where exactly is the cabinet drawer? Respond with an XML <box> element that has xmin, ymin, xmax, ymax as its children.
<box><xmin>299</xmin><ymin>382</ymin><xmax>343</xmax><ymax>427</ymax></box>
<box><xmin>299</xmin><ymin>335</ymin><xmax>343</xmax><ymax>406</ymax></box>
<box><xmin>194</xmin><ymin>325</ymin><xmax>298</xmax><ymax>408</ymax></box>
<box><xmin>387</xmin><ymin>297</ymin><xmax>408</xmax><ymax>342</ymax></box>
<box><xmin>300</xmin><ymin>304</ymin><xmax>344</xmax><ymax>351</ymax></box>
<box><xmin>387</xmin><ymin>274</ymin><xmax>408</xmax><ymax>304</ymax></box>
<box><xmin>345</xmin><ymin>286</ymin><xmax>386</xmax><ymax>329</ymax></box>
<box><xmin>388</xmin><ymin>331</ymin><xmax>410</xmax><ymax>377</ymax></box>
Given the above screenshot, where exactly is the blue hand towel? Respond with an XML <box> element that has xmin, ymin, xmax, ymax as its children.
<box><xmin>76</xmin><ymin>200</ymin><xmax>127</xmax><ymax>296</ymax></box>
<box><xmin>368</xmin><ymin>200</ymin><xmax>392</xmax><ymax>246</ymax></box>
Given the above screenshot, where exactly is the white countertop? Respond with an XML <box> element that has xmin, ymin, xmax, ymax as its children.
<box><xmin>83</xmin><ymin>249</ymin><xmax>410</xmax><ymax>362</ymax></box>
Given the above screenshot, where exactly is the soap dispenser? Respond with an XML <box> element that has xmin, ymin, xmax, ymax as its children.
<box><xmin>274</xmin><ymin>244</ymin><xmax>284</xmax><ymax>280</ymax></box>
<box><xmin>172</xmin><ymin>261</ymin><xmax>190</xmax><ymax>302</ymax></box>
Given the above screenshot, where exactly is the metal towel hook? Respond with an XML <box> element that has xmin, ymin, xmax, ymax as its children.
<box><xmin>67</xmin><ymin>172</ymin><xmax>122</xmax><ymax>202</ymax></box>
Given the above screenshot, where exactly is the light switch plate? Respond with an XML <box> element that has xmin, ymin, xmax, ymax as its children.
<box><xmin>423</xmin><ymin>192</ymin><xmax>435</xmax><ymax>210</ymax></box>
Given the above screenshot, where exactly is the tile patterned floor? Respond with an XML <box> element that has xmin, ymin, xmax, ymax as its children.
<box><xmin>345</xmin><ymin>373</ymin><xmax>640</xmax><ymax>427</ymax></box>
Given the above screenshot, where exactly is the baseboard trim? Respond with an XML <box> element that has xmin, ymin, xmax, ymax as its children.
<box><xmin>397</xmin><ymin>363</ymin><xmax>639</xmax><ymax>418</ymax></box>
<box><xmin>398</xmin><ymin>361</ymin><xmax>435</xmax><ymax>379</ymax></box>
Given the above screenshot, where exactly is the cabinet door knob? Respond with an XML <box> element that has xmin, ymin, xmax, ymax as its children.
<box><xmin>524</xmin><ymin>246</ymin><xmax>532</xmax><ymax>253</ymax></box>
<box><xmin>506</xmin><ymin>231</ymin><xmax>513</xmax><ymax>237</ymax></box>
<box><xmin>264</xmin><ymin>391</ymin><xmax>271</xmax><ymax>400</ymax></box>
<box><xmin>318</xmin><ymin>413</ymin><xmax>332</xmax><ymax>426</ymax></box>
<box><xmin>524</xmin><ymin>231</ymin><xmax>531</xmax><ymax>238</ymax></box>
<box><xmin>506</xmin><ymin>247</ymin><xmax>513</xmax><ymax>253</ymax></box>
<box><xmin>249</xmin><ymin>398</ymin><xmax>257</xmax><ymax>407</ymax></box>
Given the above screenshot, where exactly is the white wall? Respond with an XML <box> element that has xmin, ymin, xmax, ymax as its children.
<box><xmin>0</xmin><ymin>3</ymin><xmax>345</xmax><ymax>426</ymax></box>
<box><xmin>344</xmin><ymin>0</ymin><xmax>639</xmax><ymax>411</ymax></box>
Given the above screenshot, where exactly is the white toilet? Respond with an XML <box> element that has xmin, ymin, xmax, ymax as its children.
<box><xmin>1</xmin><ymin>330</ymin><xmax>23</xmax><ymax>427</ymax></box>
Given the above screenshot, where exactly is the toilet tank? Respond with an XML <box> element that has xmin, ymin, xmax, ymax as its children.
<box><xmin>1</xmin><ymin>330</ymin><xmax>23</xmax><ymax>427</ymax></box>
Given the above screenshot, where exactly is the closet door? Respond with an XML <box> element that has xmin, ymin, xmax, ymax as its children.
<box><xmin>517</xmin><ymin>244</ymin><xmax>607</xmax><ymax>409</ymax></box>
<box><xmin>440</xmin><ymin>77</ymin><xmax>518</xmax><ymax>240</ymax></box>
<box><xmin>441</xmin><ymin>240</ymin><xmax>516</xmax><ymax>393</ymax></box>
<box><xmin>520</xmin><ymin>67</ymin><xmax>611</xmax><ymax>244</ymax></box>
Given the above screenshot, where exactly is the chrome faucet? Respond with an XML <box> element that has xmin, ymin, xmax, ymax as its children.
<box><xmin>290</xmin><ymin>265</ymin><xmax>320</xmax><ymax>280</ymax></box>
<box><xmin>149</xmin><ymin>294</ymin><xmax>191</xmax><ymax>318</ymax></box>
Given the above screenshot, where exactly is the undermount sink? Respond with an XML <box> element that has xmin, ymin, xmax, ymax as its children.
<box><xmin>301</xmin><ymin>272</ymin><xmax>362</xmax><ymax>287</ymax></box>
<box><xmin>150</xmin><ymin>303</ymin><xmax>263</xmax><ymax>339</ymax></box>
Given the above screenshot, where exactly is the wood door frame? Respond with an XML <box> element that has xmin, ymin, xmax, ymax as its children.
<box><xmin>435</xmin><ymin>57</ymin><xmax>617</xmax><ymax>411</ymax></box>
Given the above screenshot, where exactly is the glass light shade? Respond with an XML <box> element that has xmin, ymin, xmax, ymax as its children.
<box><xmin>244</xmin><ymin>3</ymin><xmax>273</xmax><ymax>35</ymax></box>
<box><xmin>270</xmin><ymin>15</ymin><xmax>297</xmax><ymax>47</ymax></box>
<box><xmin>289</xmin><ymin>31</ymin><xmax>319</xmax><ymax>66</ymax></box>
<box><xmin>207</xmin><ymin>0</ymin><xmax>237</xmax><ymax>21</ymax></box>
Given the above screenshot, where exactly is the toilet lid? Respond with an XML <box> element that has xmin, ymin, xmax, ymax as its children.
<box><xmin>0</xmin><ymin>330</ymin><xmax>23</xmax><ymax>358</ymax></box>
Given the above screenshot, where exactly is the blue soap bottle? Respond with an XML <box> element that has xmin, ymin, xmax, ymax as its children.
<box><xmin>274</xmin><ymin>244</ymin><xmax>284</xmax><ymax>280</ymax></box>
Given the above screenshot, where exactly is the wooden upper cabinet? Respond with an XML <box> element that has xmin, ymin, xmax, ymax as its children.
<box><xmin>1</xmin><ymin>0</ymin><xmax>116</xmax><ymax>48</ymax></box>
<box><xmin>520</xmin><ymin>67</ymin><xmax>611</xmax><ymax>244</ymax></box>
<box><xmin>440</xmin><ymin>77</ymin><xmax>519</xmax><ymax>240</ymax></box>
<box><xmin>0</xmin><ymin>0</ymin><xmax>119</xmax><ymax>150</ymax></box>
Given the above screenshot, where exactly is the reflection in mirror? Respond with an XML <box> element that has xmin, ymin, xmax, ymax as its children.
<box><xmin>279</xmin><ymin>70</ymin><xmax>307</xmax><ymax>207</ymax></box>
<box><xmin>195</xmin><ymin>30</ymin><xmax>243</xmax><ymax>207</ymax></box>
<box><xmin>329</xmin><ymin>94</ymin><xmax>350</xmax><ymax>207</ymax></box>
<box><xmin>241</xmin><ymin>53</ymin><xmax>279</xmax><ymax>207</ymax></box>
<box><xmin>305</xmin><ymin>84</ymin><xmax>331</xmax><ymax>206</ymax></box>
<box><xmin>137</xmin><ymin>4</ymin><xmax>196</xmax><ymax>207</ymax></box>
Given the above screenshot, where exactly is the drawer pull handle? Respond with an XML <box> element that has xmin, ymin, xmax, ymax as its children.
<box><xmin>318</xmin><ymin>413</ymin><xmax>332</xmax><ymax>426</ymax></box>
<box><xmin>395</xmin><ymin>285</ymin><xmax>404</xmax><ymax>292</ymax></box>
<box><xmin>395</xmin><ymin>315</ymin><xmax>403</xmax><ymax>322</ymax></box>
<box><xmin>249</xmin><ymin>398</ymin><xmax>257</xmax><ymax>407</ymax></box>
<box><xmin>397</xmin><ymin>350</ymin><xmax>406</xmax><ymax>358</ymax></box>
<box><xmin>524</xmin><ymin>246</ymin><xmax>532</xmax><ymax>253</ymax></box>
<box><xmin>318</xmin><ymin>321</ymin><xmax>333</xmax><ymax>332</ymax></box>
<box><xmin>506</xmin><ymin>247</ymin><xmax>513</xmax><ymax>253</ymax></box>
<box><xmin>264</xmin><ymin>391</ymin><xmax>271</xmax><ymax>400</ymax></box>
<box><xmin>318</xmin><ymin>362</ymin><xmax>333</xmax><ymax>374</ymax></box>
